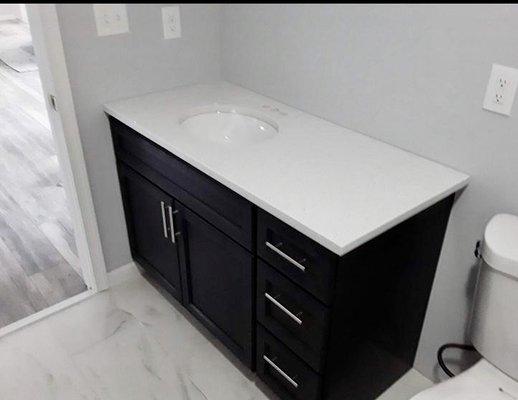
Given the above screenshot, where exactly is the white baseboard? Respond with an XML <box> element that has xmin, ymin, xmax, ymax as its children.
<box><xmin>107</xmin><ymin>261</ymin><xmax>140</xmax><ymax>287</ymax></box>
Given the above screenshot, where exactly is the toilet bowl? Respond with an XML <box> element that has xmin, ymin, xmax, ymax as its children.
<box><xmin>411</xmin><ymin>214</ymin><xmax>518</xmax><ymax>400</ymax></box>
<box><xmin>412</xmin><ymin>359</ymin><xmax>518</xmax><ymax>400</ymax></box>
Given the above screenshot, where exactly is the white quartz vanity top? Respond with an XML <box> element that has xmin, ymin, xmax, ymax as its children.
<box><xmin>104</xmin><ymin>82</ymin><xmax>469</xmax><ymax>256</ymax></box>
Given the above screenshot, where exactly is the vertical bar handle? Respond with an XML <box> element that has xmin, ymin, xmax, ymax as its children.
<box><xmin>160</xmin><ymin>201</ymin><xmax>168</xmax><ymax>239</ymax></box>
<box><xmin>168</xmin><ymin>206</ymin><xmax>178</xmax><ymax>244</ymax></box>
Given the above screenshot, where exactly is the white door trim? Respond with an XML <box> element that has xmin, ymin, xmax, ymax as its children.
<box><xmin>0</xmin><ymin>263</ymin><xmax>139</xmax><ymax>339</ymax></box>
<box><xmin>0</xmin><ymin>290</ymin><xmax>97</xmax><ymax>338</ymax></box>
<box><xmin>26</xmin><ymin>4</ymin><xmax>108</xmax><ymax>292</ymax></box>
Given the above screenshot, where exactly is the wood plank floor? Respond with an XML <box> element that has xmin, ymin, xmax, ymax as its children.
<box><xmin>0</xmin><ymin>19</ymin><xmax>86</xmax><ymax>328</ymax></box>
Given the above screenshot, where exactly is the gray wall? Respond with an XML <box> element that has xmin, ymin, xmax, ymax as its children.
<box><xmin>57</xmin><ymin>4</ymin><xmax>221</xmax><ymax>271</ymax></box>
<box><xmin>221</xmin><ymin>4</ymin><xmax>518</xmax><ymax>380</ymax></box>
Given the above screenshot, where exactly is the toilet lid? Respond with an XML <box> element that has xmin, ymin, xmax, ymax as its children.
<box><xmin>411</xmin><ymin>359</ymin><xmax>518</xmax><ymax>400</ymax></box>
<box><xmin>482</xmin><ymin>213</ymin><xmax>518</xmax><ymax>278</ymax></box>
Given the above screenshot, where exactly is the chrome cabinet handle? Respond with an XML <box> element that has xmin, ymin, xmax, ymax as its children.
<box><xmin>168</xmin><ymin>206</ymin><xmax>179</xmax><ymax>244</ymax></box>
<box><xmin>160</xmin><ymin>201</ymin><xmax>168</xmax><ymax>239</ymax></box>
<box><xmin>265</xmin><ymin>292</ymin><xmax>302</xmax><ymax>325</ymax></box>
<box><xmin>265</xmin><ymin>241</ymin><xmax>306</xmax><ymax>272</ymax></box>
<box><xmin>263</xmin><ymin>355</ymin><xmax>299</xmax><ymax>388</ymax></box>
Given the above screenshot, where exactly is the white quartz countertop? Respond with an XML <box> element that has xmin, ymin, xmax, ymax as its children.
<box><xmin>104</xmin><ymin>82</ymin><xmax>469</xmax><ymax>256</ymax></box>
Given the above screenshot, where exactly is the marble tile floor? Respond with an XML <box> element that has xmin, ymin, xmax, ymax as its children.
<box><xmin>0</xmin><ymin>266</ymin><xmax>434</xmax><ymax>400</ymax></box>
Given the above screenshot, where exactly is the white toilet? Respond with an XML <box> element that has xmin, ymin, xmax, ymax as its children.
<box><xmin>412</xmin><ymin>213</ymin><xmax>518</xmax><ymax>400</ymax></box>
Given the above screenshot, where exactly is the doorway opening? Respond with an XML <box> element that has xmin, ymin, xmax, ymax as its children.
<box><xmin>0</xmin><ymin>5</ymin><xmax>86</xmax><ymax>329</ymax></box>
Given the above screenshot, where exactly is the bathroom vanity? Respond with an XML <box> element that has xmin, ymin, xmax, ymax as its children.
<box><xmin>105</xmin><ymin>83</ymin><xmax>469</xmax><ymax>400</ymax></box>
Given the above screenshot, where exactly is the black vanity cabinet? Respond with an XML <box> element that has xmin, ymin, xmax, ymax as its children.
<box><xmin>111</xmin><ymin>117</ymin><xmax>254</xmax><ymax>367</ymax></box>
<box><xmin>109</xmin><ymin>115</ymin><xmax>457</xmax><ymax>400</ymax></box>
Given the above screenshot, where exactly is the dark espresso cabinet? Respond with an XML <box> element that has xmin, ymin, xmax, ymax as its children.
<box><xmin>110</xmin><ymin>115</ymin><xmax>456</xmax><ymax>400</ymax></box>
<box><xmin>112</xmin><ymin>117</ymin><xmax>254</xmax><ymax>368</ymax></box>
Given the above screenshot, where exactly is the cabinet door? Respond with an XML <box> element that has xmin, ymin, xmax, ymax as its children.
<box><xmin>118</xmin><ymin>162</ymin><xmax>182</xmax><ymax>301</ymax></box>
<box><xmin>176</xmin><ymin>203</ymin><xmax>253</xmax><ymax>367</ymax></box>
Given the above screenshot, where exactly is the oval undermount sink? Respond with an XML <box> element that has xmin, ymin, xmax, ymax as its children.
<box><xmin>180</xmin><ymin>105</ymin><xmax>278</xmax><ymax>146</ymax></box>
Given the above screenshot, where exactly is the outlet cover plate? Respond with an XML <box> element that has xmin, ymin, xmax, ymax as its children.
<box><xmin>162</xmin><ymin>6</ymin><xmax>182</xmax><ymax>39</ymax></box>
<box><xmin>93</xmin><ymin>4</ymin><xmax>129</xmax><ymax>37</ymax></box>
<box><xmin>483</xmin><ymin>63</ymin><xmax>518</xmax><ymax>116</ymax></box>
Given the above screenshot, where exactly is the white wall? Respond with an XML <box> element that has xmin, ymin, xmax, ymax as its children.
<box><xmin>56</xmin><ymin>4</ymin><xmax>221</xmax><ymax>271</ymax></box>
<box><xmin>221</xmin><ymin>4</ymin><xmax>518</xmax><ymax>381</ymax></box>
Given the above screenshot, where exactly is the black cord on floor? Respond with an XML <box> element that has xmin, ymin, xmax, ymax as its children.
<box><xmin>437</xmin><ymin>343</ymin><xmax>476</xmax><ymax>378</ymax></box>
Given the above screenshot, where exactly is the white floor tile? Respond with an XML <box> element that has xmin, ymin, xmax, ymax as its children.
<box><xmin>0</xmin><ymin>270</ymin><xmax>434</xmax><ymax>400</ymax></box>
<box><xmin>0</xmin><ymin>320</ymin><xmax>99</xmax><ymax>400</ymax></box>
<box><xmin>71</xmin><ymin>316</ymin><xmax>186</xmax><ymax>400</ymax></box>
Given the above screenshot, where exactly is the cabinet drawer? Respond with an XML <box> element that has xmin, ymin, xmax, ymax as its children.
<box><xmin>257</xmin><ymin>260</ymin><xmax>329</xmax><ymax>372</ymax></box>
<box><xmin>257</xmin><ymin>324</ymin><xmax>321</xmax><ymax>400</ymax></box>
<box><xmin>110</xmin><ymin>117</ymin><xmax>253</xmax><ymax>250</ymax></box>
<box><xmin>257</xmin><ymin>210</ymin><xmax>337</xmax><ymax>304</ymax></box>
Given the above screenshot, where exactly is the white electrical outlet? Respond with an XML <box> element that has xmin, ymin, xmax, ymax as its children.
<box><xmin>93</xmin><ymin>4</ymin><xmax>129</xmax><ymax>37</ymax></box>
<box><xmin>162</xmin><ymin>6</ymin><xmax>181</xmax><ymax>39</ymax></box>
<box><xmin>483</xmin><ymin>63</ymin><xmax>518</xmax><ymax>116</ymax></box>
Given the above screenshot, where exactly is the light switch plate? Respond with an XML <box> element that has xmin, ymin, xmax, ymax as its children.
<box><xmin>483</xmin><ymin>63</ymin><xmax>518</xmax><ymax>116</ymax></box>
<box><xmin>162</xmin><ymin>6</ymin><xmax>181</xmax><ymax>39</ymax></box>
<box><xmin>93</xmin><ymin>4</ymin><xmax>129</xmax><ymax>37</ymax></box>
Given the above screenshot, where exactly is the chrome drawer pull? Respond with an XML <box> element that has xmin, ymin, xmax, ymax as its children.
<box><xmin>265</xmin><ymin>292</ymin><xmax>302</xmax><ymax>325</ymax></box>
<box><xmin>160</xmin><ymin>201</ymin><xmax>168</xmax><ymax>239</ymax></box>
<box><xmin>263</xmin><ymin>355</ymin><xmax>299</xmax><ymax>388</ymax></box>
<box><xmin>265</xmin><ymin>241</ymin><xmax>306</xmax><ymax>272</ymax></box>
<box><xmin>168</xmin><ymin>206</ymin><xmax>178</xmax><ymax>244</ymax></box>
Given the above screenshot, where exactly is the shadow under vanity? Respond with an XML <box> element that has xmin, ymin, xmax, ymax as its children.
<box><xmin>108</xmin><ymin>109</ymin><xmax>462</xmax><ymax>400</ymax></box>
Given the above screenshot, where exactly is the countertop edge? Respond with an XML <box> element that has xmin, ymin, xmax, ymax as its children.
<box><xmin>103</xmin><ymin>104</ymin><xmax>470</xmax><ymax>257</ymax></box>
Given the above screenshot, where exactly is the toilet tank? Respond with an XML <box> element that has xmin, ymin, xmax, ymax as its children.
<box><xmin>470</xmin><ymin>214</ymin><xmax>518</xmax><ymax>380</ymax></box>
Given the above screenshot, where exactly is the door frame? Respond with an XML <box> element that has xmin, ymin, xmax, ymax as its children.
<box><xmin>0</xmin><ymin>4</ymin><xmax>108</xmax><ymax>336</ymax></box>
